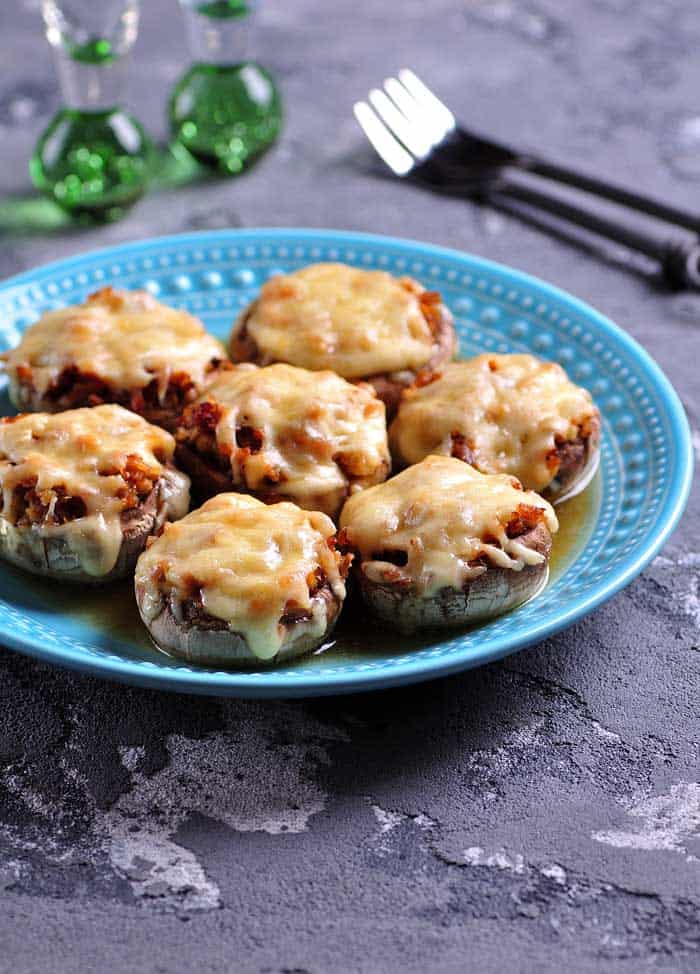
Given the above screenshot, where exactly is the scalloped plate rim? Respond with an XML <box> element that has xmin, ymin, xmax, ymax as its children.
<box><xmin>0</xmin><ymin>228</ymin><xmax>693</xmax><ymax>697</ymax></box>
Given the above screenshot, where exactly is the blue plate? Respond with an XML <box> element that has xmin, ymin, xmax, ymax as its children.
<box><xmin>0</xmin><ymin>230</ymin><xmax>692</xmax><ymax>697</ymax></box>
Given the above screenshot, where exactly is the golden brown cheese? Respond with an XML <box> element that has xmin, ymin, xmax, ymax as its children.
<box><xmin>339</xmin><ymin>456</ymin><xmax>558</xmax><ymax>597</ymax></box>
<box><xmin>241</xmin><ymin>263</ymin><xmax>439</xmax><ymax>378</ymax></box>
<box><xmin>4</xmin><ymin>288</ymin><xmax>225</xmax><ymax>401</ymax></box>
<box><xmin>0</xmin><ymin>405</ymin><xmax>189</xmax><ymax>576</ymax></box>
<box><xmin>135</xmin><ymin>493</ymin><xmax>346</xmax><ymax>661</ymax></box>
<box><xmin>190</xmin><ymin>363</ymin><xmax>390</xmax><ymax>516</ymax></box>
<box><xmin>390</xmin><ymin>354</ymin><xmax>597</xmax><ymax>491</ymax></box>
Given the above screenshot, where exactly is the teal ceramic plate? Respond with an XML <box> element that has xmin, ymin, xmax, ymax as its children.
<box><xmin>0</xmin><ymin>230</ymin><xmax>692</xmax><ymax>696</ymax></box>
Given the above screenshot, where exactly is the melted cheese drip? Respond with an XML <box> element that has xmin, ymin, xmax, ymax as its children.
<box><xmin>390</xmin><ymin>354</ymin><xmax>597</xmax><ymax>492</ymax></box>
<box><xmin>201</xmin><ymin>363</ymin><xmax>389</xmax><ymax>515</ymax></box>
<box><xmin>0</xmin><ymin>405</ymin><xmax>188</xmax><ymax>576</ymax></box>
<box><xmin>135</xmin><ymin>493</ymin><xmax>346</xmax><ymax>661</ymax></box>
<box><xmin>339</xmin><ymin>455</ymin><xmax>558</xmax><ymax>597</ymax></box>
<box><xmin>5</xmin><ymin>288</ymin><xmax>225</xmax><ymax>400</ymax></box>
<box><xmin>241</xmin><ymin>263</ymin><xmax>438</xmax><ymax>378</ymax></box>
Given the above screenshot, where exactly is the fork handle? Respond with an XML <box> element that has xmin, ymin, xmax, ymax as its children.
<box><xmin>453</xmin><ymin>124</ymin><xmax>700</xmax><ymax>232</ymax></box>
<box><xmin>518</xmin><ymin>156</ymin><xmax>700</xmax><ymax>234</ymax></box>
<box><xmin>489</xmin><ymin>178</ymin><xmax>700</xmax><ymax>289</ymax></box>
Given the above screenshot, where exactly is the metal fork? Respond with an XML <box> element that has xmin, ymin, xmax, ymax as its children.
<box><xmin>354</xmin><ymin>69</ymin><xmax>700</xmax><ymax>289</ymax></box>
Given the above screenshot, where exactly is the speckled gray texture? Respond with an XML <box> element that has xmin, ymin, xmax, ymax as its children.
<box><xmin>0</xmin><ymin>1</ymin><xmax>698</xmax><ymax>971</ymax></box>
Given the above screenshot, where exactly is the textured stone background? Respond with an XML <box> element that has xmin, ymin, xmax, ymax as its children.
<box><xmin>0</xmin><ymin>1</ymin><xmax>699</xmax><ymax>971</ymax></box>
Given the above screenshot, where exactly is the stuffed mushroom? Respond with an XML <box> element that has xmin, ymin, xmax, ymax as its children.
<box><xmin>135</xmin><ymin>493</ymin><xmax>351</xmax><ymax>667</ymax></box>
<box><xmin>0</xmin><ymin>405</ymin><xmax>190</xmax><ymax>582</ymax></box>
<box><xmin>175</xmin><ymin>362</ymin><xmax>390</xmax><ymax>518</ymax></box>
<box><xmin>389</xmin><ymin>354</ymin><xmax>600</xmax><ymax>502</ymax></box>
<box><xmin>228</xmin><ymin>262</ymin><xmax>456</xmax><ymax>416</ymax></box>
<box><xmin>338</xmin><ymin>455</ymin><xmax>558</xmax><ymax>633</ymax></box>
<box><xmin>3</xmin><ymin>287</ymin><xmax>229</xmax><ymax>432</ymax></box>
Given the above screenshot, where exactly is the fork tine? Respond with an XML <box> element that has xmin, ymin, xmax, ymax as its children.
<box><xmin>383</xmin><ymin>76</ymin><xmax>446</xmax><ymax>149</ymax></box>
<box><xmin>398</xmin><ymin>69</ymin><xmax>456</xmax><ymax>138</ymax></box>
<box><xmin>368</xmin><ymin>88</ymin><xmax>432</xmax><ymax>158</ymax></box>
<box><xmin>353</xmin><ymin>101</ymin><xmax>414</xmax><ymax>176</ymax></box>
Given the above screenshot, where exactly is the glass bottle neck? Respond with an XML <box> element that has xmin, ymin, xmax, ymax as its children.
<box><xmin>181</xmin><ymin>5</ymin><xmax>253</xmax><ymax>65</ymax></box>
<box><xmin>53</xmin><ymin>51</ymin><xmax>129</xmax><ymax>111</ymax></box>
<box><xmin>43</xmin><ymin>0</ymin><xmax>139</xmax><ymax>110</ymax></box>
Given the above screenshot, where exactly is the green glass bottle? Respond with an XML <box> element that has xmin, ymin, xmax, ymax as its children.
<box><xmin>30</xmin><ymin>0</ymin><xmax>153</xmax><ymax>221</ymax></box>
<box><xmin>170</xmin><ymin>1</ymin><xmax>282</xmax><ymax>175</ymax></box>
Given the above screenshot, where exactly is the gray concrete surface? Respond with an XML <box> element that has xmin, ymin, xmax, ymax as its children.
<box><xmin>0</xmin><ymin>1</ymin><xmax>699</xmax><ymax>971</ymax></box>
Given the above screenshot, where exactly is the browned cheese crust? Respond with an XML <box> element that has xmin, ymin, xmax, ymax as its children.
<box><xmin>4</xmin><ymin>287</ymin><xmax>231</xmax><ymax>432</ymax></box>
<box><xmin>0</xmin><ymin>406</ymin><xmax>190</xmax><ymax>582</ymax></box>
<box><xmin>174</xmin><ymin>364</ymin><xmax>390</xmax><ymax>517</ymax></box>
<box><xmin>228</xmin><ymin>265</ymin><xmax>457</xmax><ymax>418</ymax></box>
<box><xmin>134</xmin><ymin>494</ymin><xmax>351</xmax><ymax>667</ymax></box>
<box><xmin>338</xmin><ymin>456</ymin><xmax>558</xmax><ymax>634</ymax></box>
<box><xmin>390</xmin><ymin>355</ymin><xmax>601</xmax><ymax>500</ymax></box>
<box><xmin>362</xmin><ymin>297</ymin><xmax>456</xmax><ymax>417</ymax></box>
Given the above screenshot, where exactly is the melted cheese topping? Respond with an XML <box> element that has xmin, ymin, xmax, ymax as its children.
<box><xmin>340</xmin><ymin>456</ymin><xmax>558</xmax><ymax>597</ymax></box>
<box><xmin>135</xmin><ymin>493</ymin><xmax>346</xmax><ymax>661</ymax></box>
<box><xmin>196</xmin><ymin>363</ymin><xmax>389</xmax><ymax>516</ymax></box>
<box><xmin>0</xmin><ymin>405</ymin><xmax>189</xmax><ymax>576</ymax></box>
<box><xmin>390</xmin><ymin>354</ymin><xmax>597</xmax><ymax>491</ymax></box>
<box><xmin>240</xmin><ymin>263</ymin><xmax>439</xmax><ymax>378</ymax></box>
<box><xmin>5</xmin><ymin>288</ymin><xmax>225</xmax><ymax>400</ymax></box>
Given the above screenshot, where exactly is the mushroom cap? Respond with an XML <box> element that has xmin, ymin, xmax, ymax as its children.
<box><xmin>135</xmin><ymin>583</ymin><xmax>343</xmax><ymax>668</ymax></box>
<box><xmin>354</xmin><ymin>521</ymin><xmax>552</xmax><ymax>634</ymax></box>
